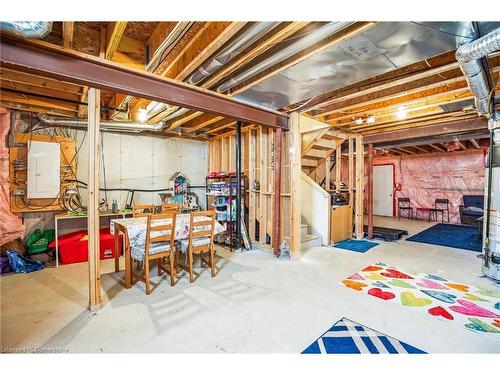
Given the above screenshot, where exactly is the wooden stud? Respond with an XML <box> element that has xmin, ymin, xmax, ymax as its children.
<box><xmin>348</xmin><ymin>138</ymin><xmax>354</xmax><ymax>202</ymax></box>
<box><xmin>367</xmin><ymin>143</ymin><xmax>374</xmax><ymax>239</ymax></box>
<box><xmin>248</xmin><ymin>129</ymin><xmax>257</xmax><ymax>241</ymax></box>
<box><xmin>289</xmin><ymin>112</ymin><xmax>301</xmax><ymax>260</ymax></box>
<box><xmin>272</xmin><ymin>128</ymin><xmax>283</xmax><ymax>256</ymax></box>
<box><xmin>259</xmin><ymin>126</ymin><xmax>268</xmax><ymax>244</ymax></box>
<box><xmin>87</xmin><ymin>88</ymin><xmax>101</xmax><ymax>310</ymax></box>
<box><xmin>355</xmin><ymin>135</ymin><xmax>364</xmax><ymax>240</ymax></box>
<box><xmin>335</xmin><ymin>145</ymin><xmax>341</xmax><ymax>192</ymax></box>
<box><xmin>62</xmin><ymin>22</ymin><xmax>75</xmax><ymax>48</ymax></box>
<box><xmin>325</xmin><ymin>154</ymin><xmax>331</xmax><ymax>191</ymax></box>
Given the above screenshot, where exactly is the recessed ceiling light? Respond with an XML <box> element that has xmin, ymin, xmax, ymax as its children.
<box><xmin>367</xmin><ymin>115</ymin><xmax>376</xmax><ymax>124</ymax></box>
<box><xmin>355</xmin><ymin>118</ymin><xmax>364</xmax><ymax>125</ymax></box>
<box><xmin>137</xmin><ymin>108</ymin><xmax>148</xmax><ymax>122</ymax></box>
<box><xmin>396</xmin><ymin>106</ymin><xmax>407</xmax><ymax>119</ymax></box>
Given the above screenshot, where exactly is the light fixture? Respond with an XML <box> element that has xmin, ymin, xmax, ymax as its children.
<box><xmin>354</xmin><ymin>117</ymin><xmax>364</xmax><ymax>125</ymax></box>
<box><xmin>137</xmin><ymin>108</ymin><xmax>148</xmax><ymax>122</ymax></box>
<box><xmin>396</xmin><ymin>106</ymin><xmax>407</xmax><ymax>119</ymax></box>
<box><xmin>366</xmin><ymin>115</ymin><xmax>376</xmax><ymax>124</ymax></box>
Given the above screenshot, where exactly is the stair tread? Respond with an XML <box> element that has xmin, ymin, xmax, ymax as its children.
<box><xmin>301</xmin><ymin>234</ymin><xmax>320</xmax><ymax>242</ymax></box>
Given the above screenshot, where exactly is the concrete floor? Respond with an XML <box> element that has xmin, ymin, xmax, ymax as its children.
<box><xmin>1</xmin><ymin>216</ymin><xmax>499</xmax><ymax>353</ymax></box>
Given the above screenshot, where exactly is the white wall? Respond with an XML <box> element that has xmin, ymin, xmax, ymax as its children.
<box><xmin>75</xmin><ymin>130</ymin><xmax>208</xmax><ymax>210</ymax></box>
<box><xmin>301</xmin><ymin>171</ymin><xmax>331</xmax><ymax>245</ymax></box>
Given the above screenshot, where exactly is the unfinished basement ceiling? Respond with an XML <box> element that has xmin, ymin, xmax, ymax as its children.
<box><xmin>235</xmin><ymin>22</ymin><xmax>499</xmax><ymax>110</ymax></box>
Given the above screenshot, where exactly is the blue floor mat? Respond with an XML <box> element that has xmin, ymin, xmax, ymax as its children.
<box><xmin>302</xmin><ymin>318</ymin><xmax>426</xmax><ymax>354</ymax></box>
<box><xmin>406</xmin><ymin>223</ymin><xmax>482</xmax><ymax>252</ymax></box>
<box><xmin>333</xmin><ymin>239</ymin><xmax>378</xmax><ymax>253</ymax></box>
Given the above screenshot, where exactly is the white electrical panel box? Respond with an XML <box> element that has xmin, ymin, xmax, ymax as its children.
<box><xmin>27</xmin><ymin>141</ymin><xmax>60</xmax><ymax>198</ymax></box>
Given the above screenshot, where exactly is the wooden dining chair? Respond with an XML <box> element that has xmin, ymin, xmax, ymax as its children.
<box><xmin>179</xmin><ymin>210</ymin><xmax>217</xmax><ymax>283</ymax></box>
<box><xmin>132</xmin><ymin>204</ymin><xmax>155</xmax><ymax>218</ymax></box>
<box><xmin>130</xmin><ymin>212</ymin><xmax>177</xmax><ymax>294</ymax></box>
<box><xmin>161</xmin><ymin>203</ymin><xmax>180</xmax><ymax>214</ymax></box>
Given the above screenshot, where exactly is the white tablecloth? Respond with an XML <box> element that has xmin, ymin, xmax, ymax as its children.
<box><xmin>110</xmin><ymin>214</ymin><xmax>225</xmax><ymax>252</ymax></box>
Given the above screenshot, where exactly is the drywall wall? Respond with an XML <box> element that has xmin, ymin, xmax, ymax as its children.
<box><xmin>370</xmin><ymin>149</ymin><xmax>486</xmax><ymax>223</ymax></box>
<box><xmin>301</xmin><ymin>171</ymin><xmax>330</xmax><ymax>245</ymax></box>
<box><xmin>75</xmin><ymin>130</ymin><xmax>208</xmax><ymax>210</ymax></box>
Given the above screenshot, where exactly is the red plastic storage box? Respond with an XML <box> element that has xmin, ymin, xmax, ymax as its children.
<box><xmin>57</xmin><ymin>228</ymin><xmax>123</xmax><ymax>265</ymax></box>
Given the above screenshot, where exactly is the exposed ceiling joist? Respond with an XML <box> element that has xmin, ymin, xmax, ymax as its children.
<box><xmin>363</xmin><ymin>117</ymin><xmax>487</xmax><ymax>145</ymax></box>
<box><xmin>62</xmin><ymin>22</ymin><xmax>75</xmax><ymax>48</ymax></box>
<box><xmin>105</xmin><ymin>22</ymin><xmax>128</xmax><ymax>60</ymax></box>
<box><xmin>470</xmin><ymin>139</ymin><xmax>481</xmax><ymax>149</ymax></box>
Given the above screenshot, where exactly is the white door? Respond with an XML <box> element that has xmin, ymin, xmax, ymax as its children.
<box><xmin>373</xmin><ymin>165</ymin><xmax>394</xmax><ymax>217</ymax></box>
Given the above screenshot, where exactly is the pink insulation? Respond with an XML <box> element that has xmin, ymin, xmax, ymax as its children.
<box><xmin>369</xmin><ymin>150</ymin><xmax>486</xmax><ymax>223</ymax></box>
<box><xmin>0</xmin><ymin>109</ymin><xmax>25</xmax><ymax>245</ymax></box>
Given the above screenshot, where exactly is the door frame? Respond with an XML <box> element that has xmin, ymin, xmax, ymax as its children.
<box><xmin>373</xmin><ymin>163</ymin><xmax>396</xmax><ymax>217</ymax></box>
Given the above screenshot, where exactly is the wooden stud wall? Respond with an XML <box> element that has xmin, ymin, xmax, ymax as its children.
<box><xmin>207</xmin><ymin>125</ymin><xmax>291</xmax><ymax>252</ymax></box>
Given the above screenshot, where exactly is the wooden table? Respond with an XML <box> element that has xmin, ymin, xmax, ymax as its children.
<box><xmin>111</xmin><ymin>215</ymin><xmax>225</xmax><ymax>289</ymax></box>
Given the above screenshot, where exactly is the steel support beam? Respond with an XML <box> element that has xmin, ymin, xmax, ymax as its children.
<box><xmin>0</xmin><ymin>38</ymin><xmax>288</xmax><ymax>129</ymax></box>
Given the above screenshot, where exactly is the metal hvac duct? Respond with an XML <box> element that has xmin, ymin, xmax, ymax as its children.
<box><xmin>144</xmin><ymin>23</ymin><xmax>279</xmax><ymax>122</ymax></box>
<box><xmin>0</xmin><ymin>21</ymin><xmax>52</xmax><ymax>38</ymax></box>
<box><xmin>456</xmin><ymin>27</ymin><xmax>500</xmax><ymax>117</ymax></box>
<box><xmin>216</xmin><ymin>22</ymin><xmax>352</xmax><ymax>93</ymax></box>
<box><xmin>187</xmin><ymin>22</ymin><xmax>280</xmax><ymax>86</ymax></box>
<box><xmin>37</xmin><ymin>114</ymin><xmax>165</xmax><ymax>133</ymax></box>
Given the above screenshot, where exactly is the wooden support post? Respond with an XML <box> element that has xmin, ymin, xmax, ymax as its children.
<box><xmin>272</xmin><ymin>128</ymin><xmax>283</xmax><ymax>256</ymax></box>
<box><xmin>236</xmin><ymin>122</ymin><xmax>242</xmax><ymax>249</ymax></box>
<box><xmin>355</xmin><ymin>135</ymin><xmax>364</xmax><ymax>240</ymax></box>
<box><xmin>367</xmin><ymin>143</ymin><xmax>374</xmax><ymax>239</ymax></box>
<box><xmin>259</xmin><ymin>127</ymin><xmax>268</xmax><ymax>245</ymax></box>
<box><xmin>289</xmin><ymin>112</ymin><xmax>301</xmax><ymax>260</ymax></box>
<box><xmin>87</xmin><ymin>88</ymin><xmax>101</xmax><ymax>310</ymax></box>
<box><xmin>336</xmin><ymin>145</ymin><xmax>341</xmax><ymax>192</ymax></box>
<box><xmin>325</xmin><ymin>155</ymin><xmax>331</xmax><ymax>191</ymax></box>
<box><xmin>348</xmin><ymin>138</ymin><xmax>354</xmax><ymax>204</ymax></box>
<box><xmin>248</xmin><ymin>130</ymin><xmax>256</xmax><ymax>241</ymax></box>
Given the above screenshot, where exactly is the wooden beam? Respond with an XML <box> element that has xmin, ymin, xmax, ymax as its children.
<box><xmin>470</xmin><ymin>138</ymin><xmax>480</xmax><ymax>149</ymax></box>
<box><xmin>457</xmin><ymin>141</ymin><xmax>467</xmax><ymax>150</ymax></box>
<box><xmin>62</xmin><ymin>22</ymin><xmax>75</xmax><ymax>48</ymax></box>
<box><xmin>348</xmin><ymin>138</ymin><xmax>354</xmax><ymax>203</ymax></box>
<box><xmin>163</xmin><ymin>22</ymin><xmax>246</xmax><ymax>82</ymax></box>
<box><xmin>289</xmin><ymin>112</ymin><xmax>301</xmax><ymax>260</ymax></box>
<box><xmin>87</xmin><ymin>88</ymin><xmax>101</xmax><ymax>310</ymax></box>
<box><xmin>355</xmin><ymin>135</ymin><xmax>364</xmax><ymax>239</ymax></box>
<box><xmin>273</xmin><ymin>128</ymin><xmax>283</xmax><ymax>256</ymax></box>
<box><xmin>248</xmin><ymin>129</ymin><xmax>256</xmax><ymax>241</ymax></box>
<box><xmin>259</xmin><ymin>126</ymin><xmax>268</xmax><ymax>245</ymax></box>
<box><xmin>367</xmin><ymin>143</ymin><xmax>373</xmax><ymax>239</ymax></box>
<box><xmin>429</xmin><ymin>143</ymin><xmax>446</xmax><ymax>152</ymax></box>
<box><xmin>335</xmin><ymin>146</ymin><xmax>341</xmax><ymax>193</ymax></box>
<box><xmin>362</xmin><ymin>117</ymin><xmax>487</xmax><ymax>145</ymax></box>
<box><xmin>413</xmin><ymin>145</ymin><xmax>430</xmax><ymax>153</ymax></box>
<box><xmin>105</xmin><ymin>22</ymin><xmax>128</xmax><ymax>60</ymax></box>
<box><xmin>325</xmin><ymin>155</ymin><xmax>331</xmax><ymax>191</ymax></box>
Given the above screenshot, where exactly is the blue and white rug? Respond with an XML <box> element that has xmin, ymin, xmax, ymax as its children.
<box><xmin>302</xmin><ymin>318</ymin><xmax>426</xmax><ymax>354</ymax></box>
